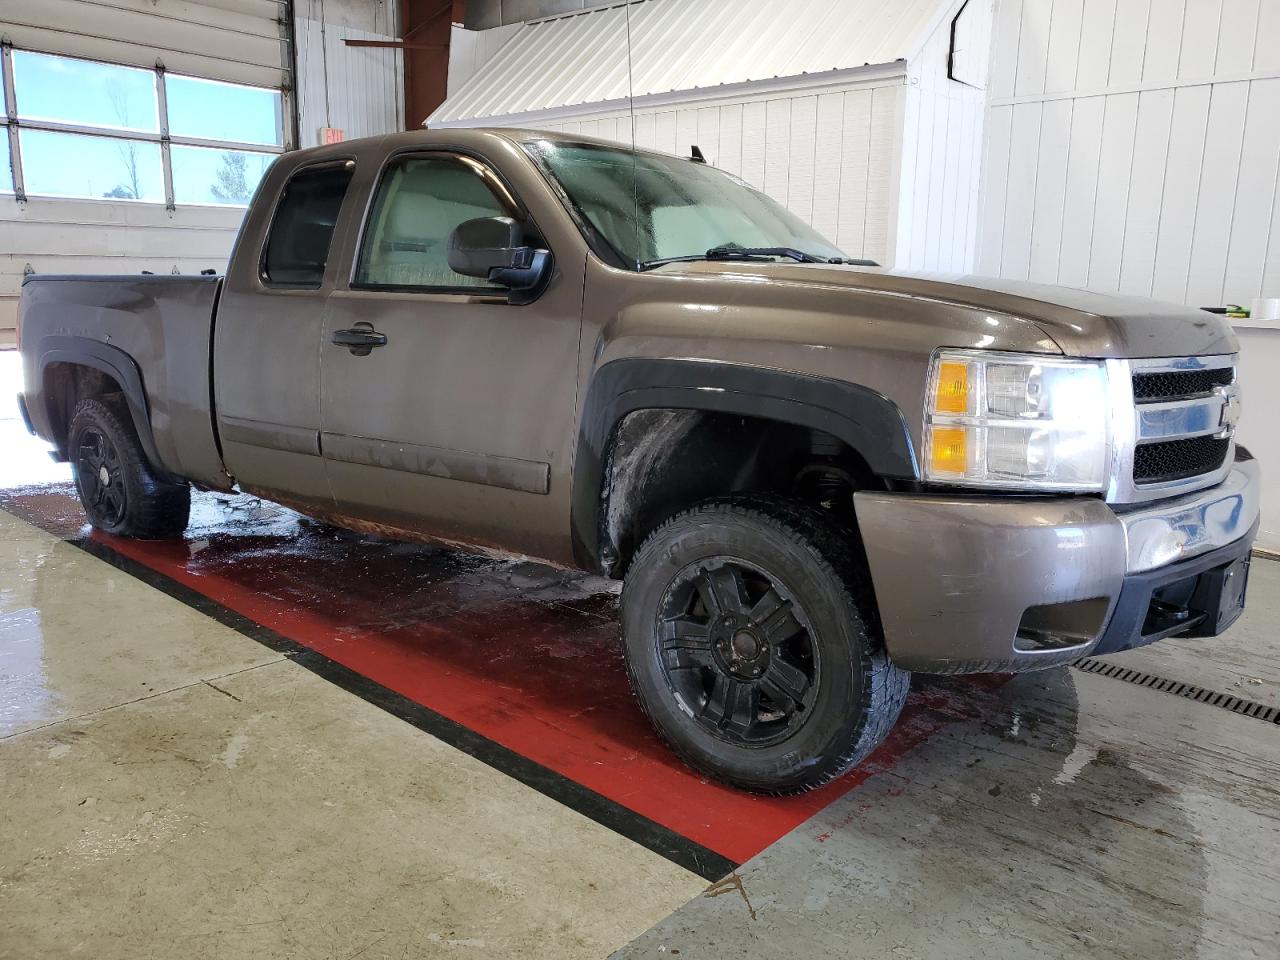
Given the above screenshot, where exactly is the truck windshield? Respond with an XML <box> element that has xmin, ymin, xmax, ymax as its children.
<box><xmin>524</xmin><ymin>140</ymin><xmax>847</xmax><ymax>270</ymax></box>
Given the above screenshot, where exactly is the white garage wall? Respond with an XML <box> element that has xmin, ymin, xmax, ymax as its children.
<box><xmin>896</xmin><ymin>0</ymin><xmax>993</xmax><ymax>272</ymax></box>
<box><xmin>537</xmin><ymin>78</ymin><xmax>908</xmax><ymax>266</ymax></box>
<box><xmin>978</xmin><ymin>0</ymin><xmax>1280</xmax><ymax>303</ymax></box>
<box><xmin>977</xmin><ymin>0</ymin><xmax>1280</xmax><ymax>550</ymax></box>
<box><xmin>294</xmin><ymin>0</ymin><xmax>404</xmax><ymax>146</ymax></box>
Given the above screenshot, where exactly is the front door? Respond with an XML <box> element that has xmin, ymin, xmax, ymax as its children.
<box><xmin>319</xmin><ymin>150</ymin><xmax>583</xmax><ymax>562</ymax></box>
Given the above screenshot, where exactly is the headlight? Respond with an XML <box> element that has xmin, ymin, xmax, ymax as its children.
<box><xmin>923</xmin><ymin>350</ymin><xmax>1110</xmax><ymax>491</ymax></box>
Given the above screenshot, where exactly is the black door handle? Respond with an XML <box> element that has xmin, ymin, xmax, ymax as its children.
<box><xmin>331</xmin><ymin>324</ymin><xmax>388</xmax><ymax>356</ymax></box>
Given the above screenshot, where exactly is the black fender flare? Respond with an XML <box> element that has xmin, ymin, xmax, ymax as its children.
<box><xmin>570</xmin><ymin>358</ymin><xmax>920</xmax><ymax>574</ymax></box>
<box><xmin>36</xmin><ymin>336</ymin><xmax>173</xmax><ymax>479</ymax></box>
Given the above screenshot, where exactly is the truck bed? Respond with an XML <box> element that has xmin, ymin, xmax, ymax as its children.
<box><xmin>18</xmin><ymin>274</ymin><xmax>231</xmax><ymax>491</ymax></box>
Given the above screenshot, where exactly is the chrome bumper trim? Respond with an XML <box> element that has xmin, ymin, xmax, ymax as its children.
<box><xmin>1121</xmin><ymin>457</ymin><xmax>1260</xmax><ymax>575</ymax></box>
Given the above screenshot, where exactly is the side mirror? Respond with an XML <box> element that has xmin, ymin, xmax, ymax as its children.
<box><xmin>447</xmin><ymin>216</ymin><xmax>551</xmax><ymax>292</ymax></box>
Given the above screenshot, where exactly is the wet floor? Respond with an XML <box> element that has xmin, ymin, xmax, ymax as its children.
<box><xmin>2</xmin><ymin>348</ymin><xmax>1279</xmax><ymax>958</ymax></box>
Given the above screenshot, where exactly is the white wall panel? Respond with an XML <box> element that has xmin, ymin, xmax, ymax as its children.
<box><xmin>1143</xmin><ymin>0</ymin><xmax>1187</xmax><ymax>83</ymax></box>
<box><xmin>1075</xmin><ymin>0</ymin><xmax>1116</xmax><ymax>88</ymax></box>
<box><xmin>1118</xmin><ymin>89</ymin><xmax>1174</xmax><ymax>296</ymax></box>
<box><xmin>1043</xmin><ymin>0</ymin><xmax>1084</xmax><ymax>93</ymax></box>
<box><xmin>837</xmin><ymin>90</ymin><xmax>875</xmax><ymax>258</ymax></box>
<box><xmin>1149</xmin><ymin>85</ymin><xmax>1209</xmax><ymax>303</ymax></box>
<box><xmin>1185</xmin><ymin>81</ymin><xmax>1249</xmax><ymax>307</ymax></box>
<box><xmin>787</xmin><ymin>96</ymin><xmax>819</xmax><ymax>224</ymax></box>
<box><xmin>1028</xmin><ymin>99</ymin><xmax>1072</xmax><ymax>283</ymax></box>
<box><xmin>896</xmin><ymin>0</ymin><xmax>990</xmax><ymax>273</ymax></box>
<box><xmin>982</xmin><ymin>0</ymin><xmax>1280</xmax><ymax>305</ymax></box>
<box><xmin>294</xmin><ymin>0</ymin><xmax>403</xmax><ymax>145</ymax></box>
<box><xmin>1224</xmin><ymin>78</ymin><xmax>1280</xmax><ymax>303</ymax></box>
<box><xmin>979</xmin><ymin>0</ymin><xmax>1280</xmax><ymax>549</ymax></box>
<box><xmin>1056</xmin><ymin>95</ymin><xmax>1104</xmax><ymax>287</ymax></box>
<box><xmin>1108</xmin><ymin>0</ymin><xmax>1151</xmax><ymax>85</ymax></box>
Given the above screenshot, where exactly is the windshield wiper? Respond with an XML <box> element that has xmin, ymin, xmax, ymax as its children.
<box><xmin>639</xmin><ymin>244</ymin><xmax>881</xmax><ymax>270</ymax></box>
<box><xmin>704</xmin><ymin>244</ymin><xmax>824</xmax><ymax>263</ymax></box>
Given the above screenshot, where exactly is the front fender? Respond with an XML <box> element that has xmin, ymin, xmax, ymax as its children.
<box><xmin>570</xmin><ymin>357</ymin><xmax>920</xmax><ymax>572</ymax></box>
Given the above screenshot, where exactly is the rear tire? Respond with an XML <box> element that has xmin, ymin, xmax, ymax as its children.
<box><xmin>68</xmin><ymin>398</ymin><xmax>190</xmax><ymax>539</ymax></box>
<box><xmin>621</xmin><ymin>498</ymin><xmax>909</xmax><ymax>794</ymax></box>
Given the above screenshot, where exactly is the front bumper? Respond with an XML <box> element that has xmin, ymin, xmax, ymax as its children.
<box><xmin>854</xmin><ymin>452</ymin><xmax>1261</xmax><ymax>674</ymax></box>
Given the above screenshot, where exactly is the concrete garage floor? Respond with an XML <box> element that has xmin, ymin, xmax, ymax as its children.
<box><xmin>2</xmin><ymin>350</ymin><xmax>1279</xmax><ymax>959</ymax></box>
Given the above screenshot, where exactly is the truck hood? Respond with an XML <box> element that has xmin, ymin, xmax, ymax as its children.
<box><xmin>664</xmin><ymin>261</ymin><xmax>1238</xmax><ymax>359</ymax></box>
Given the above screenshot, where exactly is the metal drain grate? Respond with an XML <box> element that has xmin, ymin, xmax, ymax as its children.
<box><xmin>1073</xmin><ymin>658</ymin><xmax>1280</xmax><ymax>725</ymax></box>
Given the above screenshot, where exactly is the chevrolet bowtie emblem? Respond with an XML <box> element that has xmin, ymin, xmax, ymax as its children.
<box><xmin>1214</xmin><ymin>385</ymin><xmax>1241</xmax><ymax>438</ymax></box>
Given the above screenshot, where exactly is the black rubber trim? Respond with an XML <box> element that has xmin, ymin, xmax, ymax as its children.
<box><xmin>1073</xmin><ymin>658</ymin><xmax>1279</xmax><ymax>726</ymax></box>
<box><xmin>35</xmin><ymin>336</ymin><xmax>177</xmax><ymax>482</ymax></box>
<box><xmin>17</xmin><ymin>393</ymin><xmax>35</xmax><ymax>435</ymax></box>
<box><xmin>571</xmin><ymin>358</ymin><xmax>920</xmax><ymax>572</ymax></box>
<box><xmin>1091</xmin><ymin>524</ymin><xmax>1258</xmax><ymax>655</ymax></box>
<box><xmin>0</xmin><ymin>496</ymin><xmax>737</xmax><ymax>883</ymax></box>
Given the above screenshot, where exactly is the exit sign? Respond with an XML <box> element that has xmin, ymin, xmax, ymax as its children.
<box><xmin>320</xmin><ymin>127</ymin><xmax>345</xmax><ymax>144</ymax></box>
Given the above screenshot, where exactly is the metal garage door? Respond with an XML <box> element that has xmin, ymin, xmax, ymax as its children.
<box><xmin>0</xmin><ymin>0</ymin><xmax>295</xmax><ymax>343</ymax></box>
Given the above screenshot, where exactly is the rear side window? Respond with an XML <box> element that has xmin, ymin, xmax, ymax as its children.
<box><xmin>354</xmin><ymin>155</ymin><xmax>512</xmax><ymax>291</ymax></box>
<box><xmin>262</xmin><ymin>163</ymin><xmax>354</xmax><ymax>286</ymax></box>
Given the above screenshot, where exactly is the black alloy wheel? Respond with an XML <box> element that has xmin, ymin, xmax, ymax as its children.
<box><xmin>621</xmin><ymin>498</ymin><xmax>910</xmax><ymax>794</ymax></box>
<box><xmin>658</xmin><ymin>558</ymin><xmax>820</xmax><ymax>747</ymax></box>
<box><xmin>75</xmin><ymin>424</ymin><xmax>128</xmax><ymax>529</ymax></box>
<box><xmin>68</xmin><ymin>397</ymin><xmax>190</xmax><ymax>539</ymax></box>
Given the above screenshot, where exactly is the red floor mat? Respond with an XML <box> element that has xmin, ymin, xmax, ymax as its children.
<box><xmin>5</xmin><ymin>486</ymin><xmax>995</xmax><ymax>865</ymax></box>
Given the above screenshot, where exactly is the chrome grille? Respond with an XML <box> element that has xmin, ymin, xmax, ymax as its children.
<box><xmin>1123</xmin><ymin>356</ymin><xmax>1238</xmax><ymax>498</ymax></box>
<box><xmin>1133</xmin><ymin>436</ymin><xmax>1231</xmax><ymax>484</ymax></box>
<box><xmin>1106</xmin><ymin>355</ymin><xmax>1239</xmax><ymax>504</ymax></box>
<box><xmin>1132</xmin><ymin>368</ymin><xmax>1234</xmax><ymax>402</ymax></box>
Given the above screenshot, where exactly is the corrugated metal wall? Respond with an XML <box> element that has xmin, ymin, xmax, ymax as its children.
<box><xmin>537</xmin><ymin>79</ymin><xmax>908</xmax><ymax>266</ymax></box>
<box><xmin>446</xmin><ymin>23</ymin><xmax>521</xmax><ymax>97</ymax></box>
<box><xmin>977</xmin><ymin>0</ymin><xmax>1280</xmax><ymax>306</ymax></box>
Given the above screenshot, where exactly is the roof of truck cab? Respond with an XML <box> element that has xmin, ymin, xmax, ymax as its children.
<box><xmin>282</xmin><ymin>127</ymin><xmax>693</xmax><ymax>165</ymax></box>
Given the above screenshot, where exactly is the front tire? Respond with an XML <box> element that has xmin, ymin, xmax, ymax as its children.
<box><xmin>621</xmin><ymin>498</ymin><xmax>909</xmax><ymax>794</ymax></box>
<box><xmin>68</xmin><ymin>398</ymin><xmax>190</xmax><ymax>539</ymax></box>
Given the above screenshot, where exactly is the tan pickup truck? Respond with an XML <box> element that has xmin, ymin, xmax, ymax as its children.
<box><xmin>16</xmin><ymin>129</ymin><xmax>1260</xmax><ymax>793</ymax></box>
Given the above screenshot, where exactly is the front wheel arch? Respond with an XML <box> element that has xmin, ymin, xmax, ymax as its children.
<box><xmin>571</xmin><ymin>358</ymin><xmax>920</xmax><ymax>576</ymax></box>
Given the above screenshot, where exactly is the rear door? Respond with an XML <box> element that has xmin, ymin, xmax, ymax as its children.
<box><xmin>213</xmin><ymin>159</ymin><xmax>355</xmax><ymax>509</ymax></box>
<box><xmin>318</xmin><ymin>148</ymin><xmax>584</xmax><ymax>561</ymax></box>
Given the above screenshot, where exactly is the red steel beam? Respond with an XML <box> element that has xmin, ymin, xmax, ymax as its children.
<box><xmin>400</xmin><ymin>0</ymin><xmax>465</xmax><ymax>129</ymax></box>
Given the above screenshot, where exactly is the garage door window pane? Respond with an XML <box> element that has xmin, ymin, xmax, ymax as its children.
<box><xmin>166</xmin><ymin>75</ymin><xmax>283</xmax><ymax>147</ymax></box>
<box><xmin>172</xmin><ymin>146</ymin><xmax>274</xmax><ymax>206</ymax></box>
<box><xmin>13</xmin><ymin>51</ymin><xmax>158</xmax><ymax>133</ymax></box>
<box><xmin>355</xmin><ymin>157</ymin><xmax>510</xmax><ymax>290</ymax></box>
<box><xmin>263</xmin><ymin>165</ymin><xmax>354</xmax><ymax>286</ymax></box>
<box><xmin>20</xmin><ymin>129</ymin><xmax>163</xmax><ymax>201</ymax></box>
